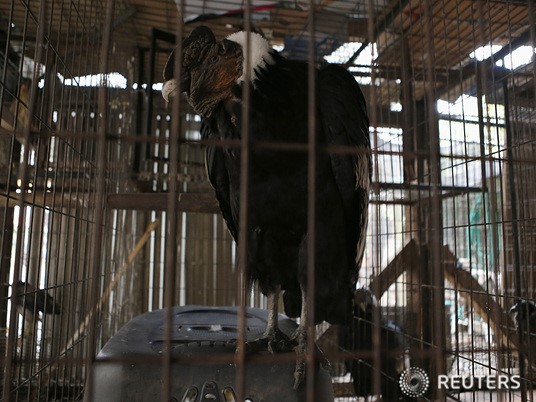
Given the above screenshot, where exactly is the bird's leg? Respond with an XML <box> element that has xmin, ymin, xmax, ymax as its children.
<box><xmin>263</xmin><ymin>287</ymin><xmax>281</xmax><ymax>351</ymax></box>
<box><xmin>245</xmin><ymin>286</ymin><xmax>291</xmax><ymax>354</ymax></box>
<box><xmin>292</xmin><ymin>286</ymin><xmax>308</xmax><ymax>389</ymax></box>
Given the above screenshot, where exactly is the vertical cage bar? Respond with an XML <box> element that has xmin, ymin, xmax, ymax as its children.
<box><xmin>84</xmin><ymin>1</ymin><xmax>114</xmax><ymax>400</ymax></box>
<box><xmin>235</xmin><ymin>0</ymin><xmax>253</xmax><ymax>400</ymax></box>
<box><xmin>161</xmin><ymin>6</ymin><xmax>185</xmax><ymax>400</ymax></box>
<box><xmin>366</xmin><ymin>0</ymin><xmax>382</xmax><ymax>398</ymax></box>
<box><xmin>503</xmin><ymin>80</ymin><xmax>527</xmax><ymax>401</ymax></box>
<box><xmin>305</xmin><ymin>1</ymin><xmax>316</xmax><ymax>401</ymax></box>
<box><xmin>423</xmin><ymin>1</ymin><xmax>446</xmax><ymax>398</ymax></box>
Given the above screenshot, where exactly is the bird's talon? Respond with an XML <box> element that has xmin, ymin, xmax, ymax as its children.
<box><xmin>293</xmin><ymin>361</ymin><xmax>305</xmax><ymax>389</ymax></box>
<box><xmin>245</xmin><ymin>329</ymin><xmax>292</xmax><ymax>354</ymax></box>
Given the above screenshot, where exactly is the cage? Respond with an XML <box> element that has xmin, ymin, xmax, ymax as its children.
<box><xmin>0</xmin><ymin>0</ymin><xmax>535</xmax><ymax>401</ymax></box>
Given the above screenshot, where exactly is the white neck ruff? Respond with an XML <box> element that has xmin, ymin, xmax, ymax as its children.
<box><xmin>226</xmin><ymin>31</ymin><xmax>275</xmax><ymax>84</ymax></box>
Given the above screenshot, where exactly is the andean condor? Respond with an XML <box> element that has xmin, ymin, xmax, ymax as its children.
<box><xmin>162</xmin><ymin>26</ymin><xmax>371</xmax><ymax>388</ymax></box>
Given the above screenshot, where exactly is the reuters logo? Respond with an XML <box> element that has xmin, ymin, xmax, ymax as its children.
<box><xmin>399</xmin><ymin>367</ymin><xmax>430</xmax><ymax>397</ymax></box>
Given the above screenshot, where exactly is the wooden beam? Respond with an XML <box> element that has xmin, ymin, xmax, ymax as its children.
<box><xmin>369</xmin><ymin>239</ymin><xmax>419</xmax><ymax>298</ymax></box>
<box><xmin>438</xmin><ymin>27</ymin><xmax>534</xmax><ymax>99</ymax></box>
<box><xmin>442</xmin><ymin>245</ymin><xmax>519</xmax><ymax>351</ymax></box>
<box><xmin>107</xmin><ymin>192</ymin><xmax>220</xmax><ymax>213</ymax></box>
<box><xmin>61</xmin><ymin>220</ymin><xmax>160</xmax><ymax>355</ymax></box>
<box><xmin>370</xmin><ymin>240</ymin><xmax>520</xmax><ymax>352</ymax></box>
<box><xmin>345</xmin><ymin>0</ymin><xmax>412</xmax><ymax>66</ymax></box>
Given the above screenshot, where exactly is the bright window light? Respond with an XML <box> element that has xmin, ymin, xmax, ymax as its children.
<box><xmin>64</xmin><ymin>72</ymin><xmax>127</xmax><ymax>88</ymax></box>
<box><xmin>470</xmin><ymin>44</ymin><xmax>535</xmax><ymax>70</ymax></box>
<box><xmin>324</xmin><ymin>42</ymin><xmax>376</xmax><ymax>66</ymax></box>
<box><xmin>437</xmin><ymin>94</ymin><xmax>478</xmax><ymax>116</ymax></box>
<box><xmin>390</xmin><ymin>102</ymin><xmax>402</xmax><ymax>112</ymax></box>
<box><xmin>496</xmin><ymin>45</ymin><xmax>534</xmax><ymax>70</ymax></box>
<box><xmin>469</xmin><ymin>45</ymin><xmax>502</xmax><ymax>61</ymax></box>
<box><xmin>324</xmin><ymin>42</ymin><xmax>362</xmax><ymax>64</ymax></box>
<box><xmin>47</xmin><ymin>72</ymin><xmax>127</xmax><ymax>88</ymax></box>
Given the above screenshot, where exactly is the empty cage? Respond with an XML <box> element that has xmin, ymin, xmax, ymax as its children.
<box><xmin>0</xmin><ymin>0</ymin><xmax>535</xmax><ymax>401</ymax></box>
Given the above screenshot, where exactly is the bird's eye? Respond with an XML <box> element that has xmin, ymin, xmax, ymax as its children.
<box><xmin>210</xmin><ymin>55</ymin><xmax>218</xmax><ymax>63</ymax></box>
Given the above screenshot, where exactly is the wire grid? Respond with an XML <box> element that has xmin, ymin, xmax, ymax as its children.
<box><xmin>0</xmin><ymin>0</ymin><xmax>534</xmax><ymax>401</ymax></box>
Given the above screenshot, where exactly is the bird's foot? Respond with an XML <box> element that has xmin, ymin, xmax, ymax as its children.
<box><xmin>290</xmin><ymin>327</ymin><xmax>330</xmax><ymax>390</ymax></box>
<box><xmin>292</xmin><ymin>327</ymin><xmax>307</xmax><ymax>390</ymax></box>
<box><xmin>244</xmin><ymin>328</ymin><xmax>293</xmax><ymax>354</ymax></box>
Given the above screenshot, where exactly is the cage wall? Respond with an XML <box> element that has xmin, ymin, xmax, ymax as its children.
<box><xmin>1</xmin><ymin>0</ymin><xmax>535</xmax><ymax>401</ymax></box>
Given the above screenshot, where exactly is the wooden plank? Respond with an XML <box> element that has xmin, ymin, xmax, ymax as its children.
<box><xmin>442</xmin><ymin>245</ymin><xmax>520</xmax><ymax>351</ymax></box>
<box><xmin>61</xmin><ymin>220</ymin><xmax>160</xmax><ymax>354</ymax></box>
<box><xmin>0</xmin><ymin>192</ymin><xmax>88</xmax><ymax>209</ymax></box>
<box><xmin>369</xmin><ymin>239</ymin><xmax>419</xmax><ymax>299</ymax></box>
<box><xmin>371</xmin><ymin>239</ymin><xmax>521</xmax><ymax>351</ymax></box>
<box><xmin>107</xmin><ymin>192</ymin><xmax>220</xmax><ymax>213</ymax></box>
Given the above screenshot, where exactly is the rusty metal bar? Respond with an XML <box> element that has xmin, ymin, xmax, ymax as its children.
<box><xmin>161</xmin><ymin>5</ymin><xmax>185</xmax><ymax>399</ymax></box>
<box><xmin>423</xmin><ymin>1</ymin><xmax>446</xmax><ymax>399</ymax></box>
<box><xmin>503</xmin><ymin>79</ymin><xmax>528</xmax><ymax>401</ymax></box>
<box><xmin>83</xmin><ymin>1</ymin><xmax>114</xmax><ymax>401</ymax></box>
<box><xmin>305</xmin><ymin>0</ymin><xmax>317</xmax><ymax>400</ymax></box>
<box><xmin>531</xmin><ymin>0</ymin><xmax>536</xmax><ymax>113</ymax></box>
<box><xmin>235</xmin><ymin>0</ymin><xmax>253</xmax><ymax>397</ymax></box>
<box><xmin>366</xmin><ymin>0</ymin><xmax>382</xmax><ymax>398</ymax></box>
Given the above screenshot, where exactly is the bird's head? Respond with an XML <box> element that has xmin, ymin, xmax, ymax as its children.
<box><xmin>162</xmin><ymin>26</ymin><xmax>274</xmax><ymax>117</ymax></box>
<box><xmin>510</xmin><ymin>299</ymin><xmax>536</xmax><ymax>324</ymax></box>
<box><xmin>353</xmin><ymin>287</ymin><xmax>378</xmax><ymax>318</ymax></box>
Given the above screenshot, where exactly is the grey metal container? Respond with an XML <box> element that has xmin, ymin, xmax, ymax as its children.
<box><xmin>85</xmin><ymin>306</ymin><xmax>334</xmax><ymax>402</ymax></box>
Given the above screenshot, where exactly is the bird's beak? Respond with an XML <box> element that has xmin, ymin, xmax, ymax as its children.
<box><xmin>162</xmin><ymin>78</ymin><xmax>178</xmax><ymax>103</ymax></box>
<box><xmin>162</xmin><ymin>47</ymin><xmax>191</xmax><ymax>103</ymax></box>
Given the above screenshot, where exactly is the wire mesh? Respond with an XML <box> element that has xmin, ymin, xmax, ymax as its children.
<box><xmin>0</xmin><ymin>0</ymin><xmax>535</xmax><ymax>401</ymax></box>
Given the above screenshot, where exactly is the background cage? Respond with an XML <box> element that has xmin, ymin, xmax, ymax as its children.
<box><xmin>0</xmin><ymin>0</ymin><xmax>535</xmax><ymax>401</ymax></box>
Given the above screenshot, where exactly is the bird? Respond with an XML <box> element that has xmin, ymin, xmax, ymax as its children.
<box><xmin>510</xmin><ymin>299</ymin><xmax>536</xmax><ymax>329</ymax></box>
<box><xmin>510</xmin><ymin>299</ymin><xmax>536</xmax><ymax>368</ymax></box>
<box><xmin>162</xmin><ymin>26</ymin><xmax>371</xmax><ymax>389</ymax></box>
<box><xmin>15</xmin><ymin>281</ymin><xmax>62</xmax><ymax>315</ymax></box>
<box><xmin>339</xmin><ymin>288</ymin><xmax>409</xmax><ymax>401</ymax></box>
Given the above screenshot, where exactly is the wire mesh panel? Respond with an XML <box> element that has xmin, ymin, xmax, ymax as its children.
<box><xmin>1</xmin><ymin>0</ymin><xmax>535</xmax><ymax>401</ymax></box>
<box><xmin>0</xmin><ymin>0</ymin><xmax>142</xmax><ymax>399</ymax></box>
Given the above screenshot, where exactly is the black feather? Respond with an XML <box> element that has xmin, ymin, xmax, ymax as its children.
<box><xmin>340</xmin><ymin>288</ymin><xmax>409</xmax><ymax>401</ymax></box>
<box><xmin>510</xmin><ymin>299</ymin><xmax>536</xmax><ymax>367</ymax></box>
<box><xmin>511</xmin><ymin>299</ymin><xmax>536</xmax><ymax>332</ymax></box>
